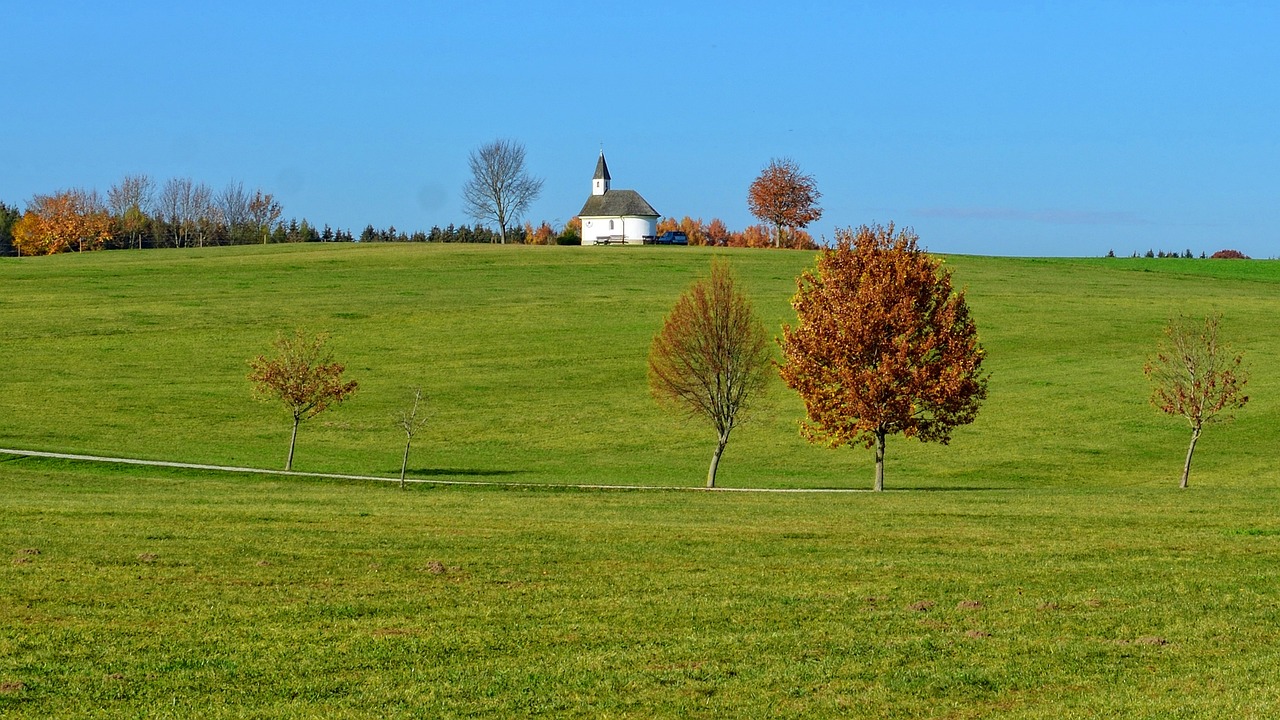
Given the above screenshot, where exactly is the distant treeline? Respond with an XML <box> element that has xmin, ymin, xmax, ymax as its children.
<box><xmin>0</xmin><ymin>175</ymin><xmax>350</xmax><ymax>256</ymax></box>
<box><xmin>1</xmin><ymin>174</ymin><xmax>824</xmax><ymax>257</ymax></box>
<box><xmin>1108</xmin><ymin>249</ymin><xmax>1251</xmax><ymax>259</ymax></box>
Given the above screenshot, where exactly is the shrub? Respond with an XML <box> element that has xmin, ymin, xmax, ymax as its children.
<box><xmin>1210</xmin><ymin>249</ymin><xmax>1249</xmax><ymax>259</ymax></box>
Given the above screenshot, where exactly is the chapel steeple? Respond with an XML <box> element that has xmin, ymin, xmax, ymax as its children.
<box><xmin>592</xmin><ymin>151</ymin><xmax>611</xmax><ymax>196</ymax></box>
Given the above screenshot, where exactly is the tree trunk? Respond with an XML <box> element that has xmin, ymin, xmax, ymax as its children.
<box><xmin>400</xmin><ymin>438</ymin><xmax>412</xmax><ymax>490</ymax></box>
<box><xmin>1181</xmin><ymin>425</ymin><xmax>1201</xmax><ymax>489</ymax></box>
<box><xmin>707</xmin><ymin>434</ymin><xmax>729</xmax><ymax>488</ymax></box>
<box><xmin>286</xmin><ymin>415</ymin><xmax>300</xmax><ymax>471</ymax></box>
<box><xmin>874</xmin><ymin>429</ymin><xmax>886</xmax><ymax>491</ymax></box>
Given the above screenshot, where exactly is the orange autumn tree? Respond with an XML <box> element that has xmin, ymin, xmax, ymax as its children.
<box><xmin>13</xmin><ymin>189</ymin><xmax>113</xmax><ymax>255</ymax></box>
<box><xmin>523</xmin><ymin>220</ymin><xmax>556</xmax><ymax>245</ymax></box>
<box><xmin>779</xmin><ymin>223</ymin><xmax>988</xmax><ymax>491</ymax></box>
<box><xmin>747</xmin><ymin>158</ymin><xmax>823</xmax><ymax>248</ymax></box>
<box><xmin>649</xmin><ymin>259</ymin><xmax>772</xmax><ymax>488</ymax></box>
<box><xmin>783</xmin><ymin>228</ymin><xmax>818</xmax><ymax>250</ymax></box>
<box><xmin>706</xmin><ymin>218</ymin><xmax>729</xmax><ymax>246</ymax></box>
<box><xmin>677</xmin><ymin>216</ymin><xmax>709</xmax><ymax>246</ymax></box>
<box><xmin>728</xmin><ymin>224</ymin><xmax>773</xmax><ymax>248</ymax></box>
<box><xmin>248</xmin><ymin>331</ymin><xmax>359</xmax><ymax>471</ymax></box>
<box><xmin>1143</xmin><ymin>313</ymin><xmax>1249</xmax><ymax>489</ymax></box>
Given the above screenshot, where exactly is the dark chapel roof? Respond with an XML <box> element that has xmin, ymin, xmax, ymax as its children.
<box><xmin>578</xmin><ymin>189</ymin><xmax>659</xmax><ymax>218</ymax></box>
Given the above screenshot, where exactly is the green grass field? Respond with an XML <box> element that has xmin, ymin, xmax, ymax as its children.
<box><xmin>2</xmin><ymin>244</ymin><xmax>1279</xmax><ymax>716</ymax></box>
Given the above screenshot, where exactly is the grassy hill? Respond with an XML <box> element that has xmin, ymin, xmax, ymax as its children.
<box><xmin>1</xmin><ymin>243</ymin><xmax>1276</xmax><ymax>489</ymax></box>
<box><xmin>3</xmin><ymin>244</ymin><xmax>1280</xmax><ymax>717</ymax></box>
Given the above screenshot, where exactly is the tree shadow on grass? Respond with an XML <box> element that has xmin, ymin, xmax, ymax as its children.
<box><xmin>887</xmin><ymin>486</ymin><xmax>1016</xmax><ymax>492</ymax></box>
<box><xmin>404</xmin><ymin>467</ymin><xmax>523</xmax><ymax>478</ymax></box>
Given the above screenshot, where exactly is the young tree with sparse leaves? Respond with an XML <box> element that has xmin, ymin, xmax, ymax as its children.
<box><xmin>747</xmin><ymin>158</ymin><xmax>823</xmax><ymax>248</ymax></box>
<box><xmin>648</xmin><ymin>259</ymin><xmax>772</xmax><ymax>488</ymax></box>
<box><xmin>395</xmin><ymin>388</ymin><xmax>428</xmax><ymax>489</ymax></box>
<box><xmin>779</xmin><ymin>223</ymin><xmax>988</xmax><ymax>491</ymax></box>
<box><xmin>1144</xmin><ymin>313</ymin><xmax>1248</xmax><ymax>489</ymax></box>
<box><xmin>248</xmin><ymin>331</ymin><xmax>359</xmax><ymax>471</ymax></box>
<box><xmin>461</xmin><ymin>139</ymin><xmax>543</xmax><ymax>244</ymax></box>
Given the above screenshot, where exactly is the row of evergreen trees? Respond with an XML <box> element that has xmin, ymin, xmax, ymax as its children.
<box><xmin>358</xmin><ymin>223</ymin><xmax>516</xmax><ymax>244</ymax></box>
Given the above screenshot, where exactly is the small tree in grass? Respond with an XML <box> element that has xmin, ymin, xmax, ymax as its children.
<box><xmin>248</xmin><ymin>330</ymin><xmax>358</xmax><ymax>471</ymax></box>
<box><xmin>1144</xmin><ymin>313</ymin><xmax>1248</xmax><ymax>489</ymax></box>
<box><xmin>648</xmin><ymin>259</ymin><xmax>772</xmax><ymax>488</ymax></box>
<box><xmin>747</xmin><ymin>158</ymin><xmax>823</xmax><ymax>249</ymax></box>
<box><xmin>395</xmin><ymin>388</ymin><xmax>428</xmax><ymax>489</ymax></box>
<box><xmin>778</xmin><ymin>224</ymin><xmax>988</xmax><ymax>491</ymax></box>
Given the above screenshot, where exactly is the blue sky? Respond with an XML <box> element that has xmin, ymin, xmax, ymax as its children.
<box><xmin>4</xmin><ymin>2</ymin><xmax>1277</xmax><ymax>257</ymax></box>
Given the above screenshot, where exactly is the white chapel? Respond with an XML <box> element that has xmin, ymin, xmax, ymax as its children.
<box><xmin>577</xmin><ymin>152</ymin><xmax>659</xmax><ymax>245</ymax></box>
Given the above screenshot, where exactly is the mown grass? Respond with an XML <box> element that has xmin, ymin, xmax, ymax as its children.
<box><xmin>3</xmin><ymin>460</ymin><xmax>1280</xmax><ymax>717</ymax></box>
<box><xmin>1</xmin><ymin>243</ymin><xmax>1277</xmax><ymax>490</ymax></box>
<box><xmin>3</xmin><ymin>244</ymin><xmax>1280</xmax><ymax>716</ymax></box>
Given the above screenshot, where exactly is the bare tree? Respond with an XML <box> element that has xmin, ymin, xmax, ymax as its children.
<box><xmin>156</xmin><ymin>178</ymin><xmax>184</xmax><ymax>247</ymax></box>
<box><xmin>461</xmin><ymin>139</ymin><xmax>543</xmax><ymax>244</ymax></box>
<box><xmin>158</xmin><ymin>178</ymin><xmax>213</xmax><ymax>247</ymax></box>
<box><xmin>395</xmin><ymin>388</ymin><xmax>429</xmax><ymax>489</ymax></box>
<box><xmin>218</xmin><ymin>181</ymin><xmax>252</xmax><ymax>242</ymax></box>
<box><xmin>648</xmin><ymin>259</ymin><xmax>772</xmax><ymax>488</ymax></box>
<box><xmin>188</xmin><ymin>182</ymin><xmax>216</xmax><ymax>247</ymax></box>
<box><xmin>108</xmin><ymin>174</ymin><xmax>155</xmax><ymax>249</ymax></box>
<box><xmin>1144</xmin><ymin>313</ymin><xmax>1249</xmax><ymax>488</ymax></box>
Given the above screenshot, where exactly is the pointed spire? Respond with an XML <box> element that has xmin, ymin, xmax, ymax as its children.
<box><xmin>592</xmin><ymin>151</ymin><xmax>611</xmax><ymax>196</ymax></box>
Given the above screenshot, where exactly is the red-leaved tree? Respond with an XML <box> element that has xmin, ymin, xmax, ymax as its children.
<box><xmin>249</xmin><ymin>331</ymin><xmax>359</xmax><ymax>471</ymax></box>
<box><xmin>649</xmin><ymin>260</ymin><xmax>772</xmax><ymax>488</ymax></box>
<box><xmin>1143</xmin><ymin>313</ymin><xmax>1248</xmax><ymax>488</ymax></box>
<box><xmin>747</xmin><ymin>158</ymin><xmax>822</xmax><ymax>248</ymax></box>
<box><xmin>778</xmin><ymin>224</ymin><xmax>988</xmax><ymax>490</ymax></box>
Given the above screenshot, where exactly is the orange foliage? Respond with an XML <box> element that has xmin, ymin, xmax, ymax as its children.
<box><xmin>678</xmin><ymin>216</ymin><xmax>708</xmax><ymax>246</ymax></box>
<box><xmin>728</xmin><ymin>224</ymin><xmax>773</xmax><ymax>248</ymax></box>
<box><xmin>706</xmin><ymin>218</ymin><xmax>729</xmax><ymax>246</ymax></box>
<box><xmin>778</xmin><ymin>223</ymin><xmax>988</xmax><ymax>490</ymax></box>
<box><xmin>781</xmin><ymin>228</ymin><xmax>818</xmax><ymax>250</ymax></box>
<box><xmin>12</xmin><ymin>189</ymin><xmax>113</xmax><ymax>255</ymax></box>
<box><xmin>747</xmin><ymin>158</ymin><xmax>823</xmax><ymax>247</ymax></box>
<box><xmin>527</xmin><ymin>221</ymin><xmax>556</xmax><ymax>245</ymax></box>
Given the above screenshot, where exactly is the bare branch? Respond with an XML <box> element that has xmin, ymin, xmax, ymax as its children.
<box><xmin>462</xmin><ymin>139</ymin><xmax>544</xmax><ymax>244</ymax></box>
